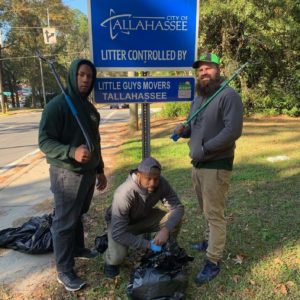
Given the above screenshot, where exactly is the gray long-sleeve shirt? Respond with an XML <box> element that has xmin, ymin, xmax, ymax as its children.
<box><xmin>187</xmin><ymin>86</ymin><xmax>243</xmax><ymax>162</ymax></box>
<box><xmin>105</xmin><ymin>172</ymin><xmax>184</xmax><ymax>249</ymax></box>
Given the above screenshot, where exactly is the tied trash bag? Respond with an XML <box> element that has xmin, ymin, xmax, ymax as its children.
<box><xmin>0</xmin><ymin>214</ymin><xmax>53</xmax><ymax>254</ymax></box>
<box><xmin>94</xmin><ymin>232</ymin><xmax>108</xmax><ymax>253</ymax></box>
<box><xmin>127</xmin><ymin>237</ymin><xmax>194</xmax><ymax>300</ymax></box>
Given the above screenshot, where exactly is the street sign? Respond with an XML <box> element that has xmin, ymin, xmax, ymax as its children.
<box><xmin>94</xmin><ymin>77</ymin><xmax>195</xmax><ymax>103</ymax></box>
<box><xmin>42</xmin><ymin>28</ymin><xmax>56</xmax><ymax>44</ymax></box>
<box><xmin>88</xmin><ymin>0</ymin><xmax>199</xmax><ymax>71</ymax></box>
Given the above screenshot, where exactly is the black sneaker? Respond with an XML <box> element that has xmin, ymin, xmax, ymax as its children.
<box><xmin>194</xmin><ymin>260</ymin><xmax>220</xmax><ymax>285</ymax></box>
<box><xmin>74</xmin><ymin>248</ymin><xmax>99</xmax><ymax>260</ymax></box>
<box><xmin>191</xmin><ymin>240</ymin><xmax>208</xmax><ymax>252</ymax></box>
<box><xmin>57</xmin><ymin>270</ymin><xmax>86</xmax><ymax>291</ymax></box>
<box><xmin>104</xmin><ymin>263</ymin><xmax>120</xmax><ymax>278</ymax></box>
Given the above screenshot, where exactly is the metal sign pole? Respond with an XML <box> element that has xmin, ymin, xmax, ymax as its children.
<box><xmin>142</xmin><ymin>102</ymin><xmax>150</xmax><ymax>159</ymax></box>
<box><xmin>141</xmin><ymin>71</ymin><xmax>150</xmax><ymax>159</ymax></box>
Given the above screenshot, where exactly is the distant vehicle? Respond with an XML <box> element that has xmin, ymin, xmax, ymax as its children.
<box><xmin>121</xmin><ymin>103</ymin><xmax>129</xmax><ymax>109</ymax></box>
<box><xmin>109</xmin><ymin>104</ymin><xmax>119</xmax><ymax>109</ymax></box>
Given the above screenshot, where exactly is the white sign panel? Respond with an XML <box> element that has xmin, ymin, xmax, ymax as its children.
<box><xmin>42</xmin><ymin>28</ymin><xmax>56</xmax><ymax>44</ymax></box>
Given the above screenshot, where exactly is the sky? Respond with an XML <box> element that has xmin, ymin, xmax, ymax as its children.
<box><xmin>63</xmin><ymin>0</ymin><xmax>88</xmax><ymax>16</ymax></box>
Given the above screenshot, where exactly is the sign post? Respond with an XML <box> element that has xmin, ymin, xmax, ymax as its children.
<box><xmin>142</xmin><ymin>103</ymin><xmax>151</xmax><ymax>159</ymax></box>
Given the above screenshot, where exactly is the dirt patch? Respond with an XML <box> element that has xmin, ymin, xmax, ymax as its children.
<box><xmin>100</xmin><ymin>121</ymin><xmax>130</xmax><ymax>176</ymax></box>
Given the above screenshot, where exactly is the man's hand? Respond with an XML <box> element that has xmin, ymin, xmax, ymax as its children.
<box><xmin>149</xmin><ymin>240</ymin><xmax>162</xmax><ymax>252</ymax></box>
<box><xmin>153</xmin><ymin>227</ymin><xmax>170</xmax><ymax>245</ymax></box>
<box><xmin>96</xmin><ymin>173</ymin><xmax>107</xmax><ymax>191</ymax></box>
<box><xmin>74</xmin><ymin>144</ymin><xmax>91</xmax><ymax>163</ymax></box>
<box><xmin>173</xmin><ymin>123</ymin><xmax>185</xmax><ymax>135</ymax></box>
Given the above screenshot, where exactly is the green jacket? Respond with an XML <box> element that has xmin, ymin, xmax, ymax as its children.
<box><xmin>39</xmin><ymin>59</ymin><xmax>104</xmax><ymax>174</ymax></box>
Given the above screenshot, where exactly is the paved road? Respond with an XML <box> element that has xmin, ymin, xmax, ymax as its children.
<box><xmin>0</xmin><ymin>112</ymin><xmax>41</xmax><ymax>171</ymax></box>
<box><xmin>0</xmin><ymin>108</ymin><xmax>130</xmax><ymax>173</ymax></box>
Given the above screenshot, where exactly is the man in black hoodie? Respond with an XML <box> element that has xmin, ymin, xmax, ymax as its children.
<box><xmin>39</xmin><ymin>59</ymin><xmax>107</xmax><ymax>291</ymax></box>
<box><xmin>174</xmin><ymin>53</ymin><xmax>243</xmax><ymax>285</ymax></box>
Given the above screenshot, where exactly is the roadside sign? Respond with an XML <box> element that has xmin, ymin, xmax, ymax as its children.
<box><xmin>42</xmin><ymin>28</ymin><xmax>56</xmax><ymax>44</ymax></box>
<box><xmin>88</xmin><ymin>0</ymin><xmax>199</xmax><ymax>71</ymax></box>
<box><xmin>94</xmin><ymin>77</ymin><xmax>195</xmax><ymax>103</ymax></box>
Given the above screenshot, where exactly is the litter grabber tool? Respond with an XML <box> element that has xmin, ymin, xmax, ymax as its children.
<box><xmin>36</xmin><ymin>52</ymin><xmax>94</xmax><ymax>152</ymax></box>
<box><xmin>171</xmin><ymin>61</ymin><xmax>251</xmax><ymax>142</ymax></box>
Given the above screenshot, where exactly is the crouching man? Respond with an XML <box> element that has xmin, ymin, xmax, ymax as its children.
<box><xmin>103</xmin><ymin>157</ymin><xmax>184</xmax><ymax>277</ymax></box>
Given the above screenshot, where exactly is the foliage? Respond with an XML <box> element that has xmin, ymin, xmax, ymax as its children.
<box><xmin>198</xmin><ymin>0</ymin><xmax>300</xmax><ymax>116</ymax></box>
<box><xmin>282</xmin><ymin>106</ymin><xmax>300</xmax><ymax>117</ymax></box>
<box><xmin>159</xmin><ymin>1</ymin><xmax>300</xmax><ymax>117</ymax></box>
<box><xmin>0</xmin><ymin>0</ymin><xmax>89</xmax><ymax>108</ymax></box>
<box><xmin>160</xmin><ymin>101</ymin><xmax>191</xmax><ymax>118</ymax></box>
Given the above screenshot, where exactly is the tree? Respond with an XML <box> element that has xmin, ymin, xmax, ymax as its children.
<box><xmin>0</xmin><ymin>0</ymin><xmax>90</xmax><ymax>108</ymax></box>
<box><xmin>198</xmin><ymin>0</ymin><xmax>300</xmax><ymax>115</ymax></box>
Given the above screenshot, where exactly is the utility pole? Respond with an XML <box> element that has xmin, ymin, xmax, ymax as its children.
<box><xmin>37</xmin><ymin>7</ymin><xmax>50</xmax><ymax>107</ymax></box>
<box><xmin>39</xmin><ymin>57</ymin><xmax>46</xmax><ymax>106</ymax></box>
<box><xmin>0</xmin><ymin>30</ymin><xmax>5</xmax><ymax>114</ymax></box>
<box><xmin>47</xmin><ymin>8</ymin><xmax>50</xmax><ymax>27</ymax></box>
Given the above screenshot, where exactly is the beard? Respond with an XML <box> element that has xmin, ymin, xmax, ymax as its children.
<box><xmin>195</xmin><ymin>74</ymin><xmax>224</xmax><ymax>97</ymax></box>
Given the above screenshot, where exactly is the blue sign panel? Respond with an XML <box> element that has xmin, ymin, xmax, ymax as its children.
<box><xmin>88</xmin><ymin>0</ymin><xmax>199</xmax><ymax>70</ymax></box>
<box><xmin>94</xmin><ymin>77</ymin><xmax>195</xmax><ymax>103</ymax></box>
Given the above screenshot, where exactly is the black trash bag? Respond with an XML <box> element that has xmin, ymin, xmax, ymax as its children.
<box><xmin>0</xmin><ymin>214</ymin><xmax>53</xmax><ymax>254</ymax></box>
<box><xmin>127</xmin><ymin>237</ymin><xmax>194</xmax><ymax>300</ymax></box>
<box><xmin>94</xmin><ymin>232</ymin><xmax>108</xmax><ymax>253</ymax></box>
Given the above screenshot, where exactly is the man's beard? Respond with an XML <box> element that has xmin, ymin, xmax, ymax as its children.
<box><xmin>195</xmin><ymin>74</ymin><xmax>224</xmax><ymax>97</ymax></box>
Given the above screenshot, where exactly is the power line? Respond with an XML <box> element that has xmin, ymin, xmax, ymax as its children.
<box><xmin>9</xmin><ymin>25</ymin><xmax>73</xmax><ymax>30</ymax></box>
<box><xmin>0</xmin><ymin>51</ymin><xmax>88</xmax><ymax>61</ymax></box>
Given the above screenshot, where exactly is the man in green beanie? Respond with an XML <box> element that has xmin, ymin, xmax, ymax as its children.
<box><xmin>39</xmin><ymin>59</ymin><xmax>107</xmax><ymax>291</ymax></box>
<box><xmin>174</xmin><ymin>53</ymin><xmax>243</xmax><ymax>285</ymax></box>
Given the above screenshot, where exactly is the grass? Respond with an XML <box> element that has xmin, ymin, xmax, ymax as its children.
<box><xmin>28</xmin><ymin>116</ymin><xmax>300</xmax><ymax>299</ymax></box>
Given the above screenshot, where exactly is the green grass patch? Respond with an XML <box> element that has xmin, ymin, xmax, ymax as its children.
<box><xmin>46</xmin><ymin>116</ymin><xmax>300</xmax><ymax>299</ymax></box>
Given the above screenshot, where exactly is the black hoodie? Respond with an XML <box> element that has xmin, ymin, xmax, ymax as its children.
<box><xmin>39</xmin><ymin>59</ymin><xmax>104</xmax><ymax>173</ymax></box>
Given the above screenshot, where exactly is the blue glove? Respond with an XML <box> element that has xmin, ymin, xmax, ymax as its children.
<box><xmin>150</xmin><ymin>240</ymin><xmax>162</xmax><ymax>252</ymax></box>
<box><xmin>170</xmin><ymin>132</ymin><xmax>181</xmax><ymax>142</ymax></box>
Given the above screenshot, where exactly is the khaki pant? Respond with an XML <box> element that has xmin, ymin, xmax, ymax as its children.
<box><xmin>105</xmin><ymin>208</ymin><xmax>180</xmax><ymax>265</ymax></box>
<box><xmin>192</xmin><ymin>167</ymin><xmax>231</xmax><ymax>264</ymax></box>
